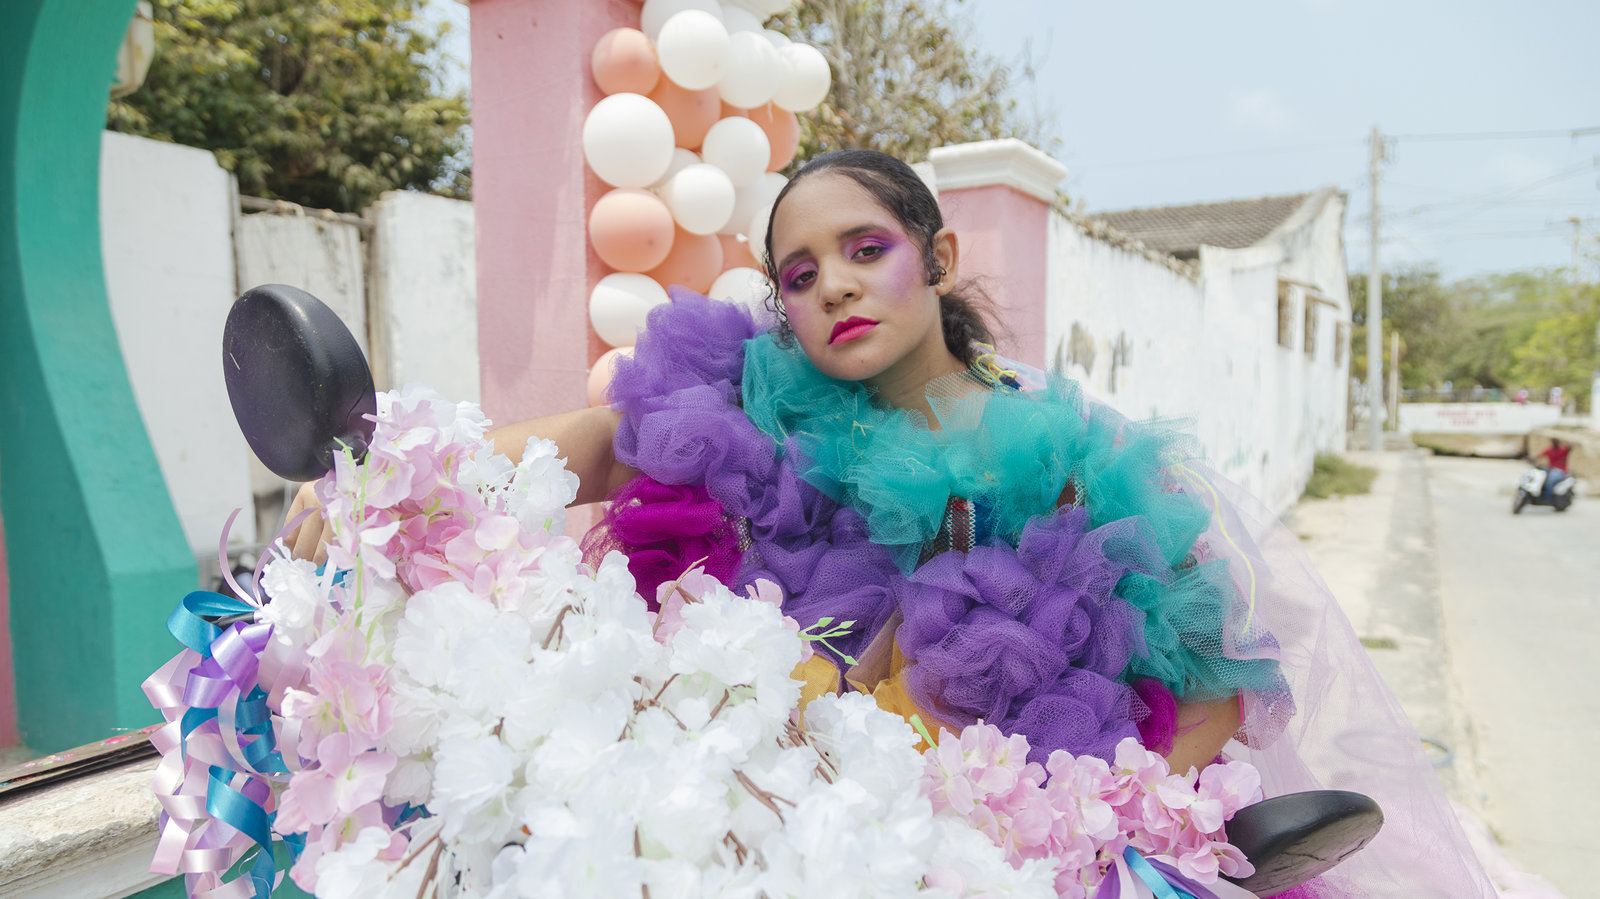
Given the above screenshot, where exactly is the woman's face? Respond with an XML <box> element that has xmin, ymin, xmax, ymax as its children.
<box><xmin>769</xmin><ymin>173</ymin><xmax>960</xmax><ymax>392</ymax></box>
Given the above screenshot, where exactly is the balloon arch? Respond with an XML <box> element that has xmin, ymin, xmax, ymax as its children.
<box><xmin>581</xmin><ymin>0</ymin><xmax>831</xmax><ymax>403</ymax></box>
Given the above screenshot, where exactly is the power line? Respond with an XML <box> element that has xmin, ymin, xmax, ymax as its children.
<box><xmin>1389</xmin><ymin>126</ymin><xmax>1600</xmax><ymax>142</ymax></box>
<box><xmin>1371</xmin><ymin>162</ymin><xmax>1596</xmax><ymax>226</ymax></box>
<box><xmin>1076</xmin><ymin>139</ymin><xmax>1362</xmax><ymax>170</ymax></box>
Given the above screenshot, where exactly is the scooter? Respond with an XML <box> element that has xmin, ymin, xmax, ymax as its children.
<box><xmin>1513</xmin><ymin>465</ymin><xmax>1576</xmax><ymax>514</ymax></box>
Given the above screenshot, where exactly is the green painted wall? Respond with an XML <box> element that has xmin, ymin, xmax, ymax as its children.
<box><xmin>1</xmin><ymin>0</ymin><xmax>198</xmax><ymax>752</ymax></box>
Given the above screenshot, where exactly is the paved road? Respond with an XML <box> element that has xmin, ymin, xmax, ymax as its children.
<box><xmin>1427</xmin><ymin>454</ymin><xmax>1600</xmax><ymax>896</ymax></box>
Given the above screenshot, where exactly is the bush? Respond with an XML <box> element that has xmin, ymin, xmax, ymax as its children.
<box><xmin>1302</xmin><ymin>453</ymin><xmax>1377</xmax><ymax>499</ymax></box>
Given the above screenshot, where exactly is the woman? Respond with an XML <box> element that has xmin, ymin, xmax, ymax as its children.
<box><xmin>291</xmin><ymin>149</ymin><xmax>1492</xmax><ymax>895</ymax></box>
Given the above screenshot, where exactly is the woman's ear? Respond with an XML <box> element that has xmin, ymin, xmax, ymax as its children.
<box><xmin>931</xmin><ymin>228</ymin><xmax>959</xmax><ymax>294</ymax></box>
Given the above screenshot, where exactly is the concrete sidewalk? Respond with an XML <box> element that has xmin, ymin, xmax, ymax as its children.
<box><xmin>1285</xmin><ymin>449</ymin><xmax>1471</xmax><ymax>791</ymax></box>
<box><xmin>1285</xmin><ymin>447</ymin><xmax>1564</xmax><ymax>898</ymax></box>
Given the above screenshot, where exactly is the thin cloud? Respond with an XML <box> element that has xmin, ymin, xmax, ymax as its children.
<box><xmin>1227</xmin><ymin>89</ymin><xmax>1300</xmax><ymax>134</ymax></box>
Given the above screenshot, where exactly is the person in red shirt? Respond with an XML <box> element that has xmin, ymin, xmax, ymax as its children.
<box><xmin>1537</xmin><ymin>439</ymin><xmax>1572</xmax><ymax>497</ymax></box>
<box><xmin>1539</xmin><ymin>439</ymin><xmax>1571</xmax><ymax>474</ymax></box>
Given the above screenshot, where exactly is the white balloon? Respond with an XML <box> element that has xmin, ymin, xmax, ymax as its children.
<box><xmin>720</xmin><ymin>171</ymin><xmax>786</xmax><ymax>236</ymax></box>
<box><xmin>700</xmin><ymin>116</ymin><xmax>770</xmax><ymax>188</ymax></box>
<box><xmin>582</xmin><ymin>93</ymin><xmax>675</xmax><ymax>188</ymax></box>
<box><xmin>747</xmin><ymin>202</ymin><xmax>774</xmax><ymax>262</ymax></box>
<box><xmin>737</xmin><ymin>0</ymin><xmax>792</xmax><ymax>15</ymax></box>
<box><xmin>772</xmin><ymin>43</ymin><xmax>830</xmax><ymax>112</ymax></box>
<box><xmin>657</xmin><ymin>10</ymin><xmax>730</xmax><ymax>91</ymax></box>
<box><xmin>640</xmin><ymin>0</ymin><xmax>720</xmax><ymax>42</ymax></box>
<box><xmin>709</xmin><ymin>266</ymin><xmax>774</xmax><ymax>314</ymax></box>
<box><xmin>659</xmin><ymin>163</ymin><xmax>737</xmax><ymax>235</ymax></box>
<box><xmin>649</xmin><ymin>148</ymin><xmax>702</xmax><ymax>189</ymax></box>
<box><xmin>589</xmin><ymin>273</ymin><xmax>670</xmax><ymax>347</ymax></box>
<box><xmin>761</xmin><ymin>28</ymin><xmax>792</xmax><ymax>51</ymax></box>
<box><xmin>719</xmin><ymin>2</ymin><xmax>763</xmax><ymax>33</ymax></box>
<box><xmin>751</xmin><ymin>170</ymin><xmax>787</xmax><ymax>207</ymax></box>
<box><xmin>717</xmin><ymin>31</ymin><xmax>782</xmax><ymax>109</ymax></box>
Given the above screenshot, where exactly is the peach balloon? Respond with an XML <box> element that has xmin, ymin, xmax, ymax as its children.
<box><xmin>649</xmin><ymin>79</ymin><xmax>722</xmax><ymax>149</ymax></box>
<box><xmin>587</xmin><ymin>347</ymin><xmax>635</xmax><ymax>407</ymax></box>
<box><xmin>742</xmin><ymin>103</ymin><xmax>800</xmax><ymax>171</ymax></box>
<box><xmin>718</xmin><ymin>233</ymin><xmax>760</xmax><ymax>271</ymax></box>
<box><xmin>591</xmin><ymin>28</ymin><xmax>661</xmax><ymax>95</ymax></box>
<box><xmin>646</xmin><ymin>227</ymin><xmax>724</xmax><ymax>293</ymax></box>
<box><xmin>589</xmin><ymin>189</ymin><xmax>676</xmax><ymax>272</ymax></box>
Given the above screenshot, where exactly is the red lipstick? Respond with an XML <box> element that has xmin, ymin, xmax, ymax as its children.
<box><xmin>830</xmin><ymin>316</ymin><xmax>878</xmax><ymax>345</ymax></box>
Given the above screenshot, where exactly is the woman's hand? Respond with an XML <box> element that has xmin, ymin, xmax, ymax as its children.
<box><xmin>283</xmin><ymin>481</ymin><xmax>330</xmax><ymax>564</ymax></box>
<box><xmin>1165</xmin><ymin>694</ymin><xmax>1243</xmax><ymax>774</ymax></box>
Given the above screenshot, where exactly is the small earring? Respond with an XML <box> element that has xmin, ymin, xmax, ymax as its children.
<box><xmin>930</xmin><ymin>266</ymin><xmax>946</xmax><ymax>287</ymax></box>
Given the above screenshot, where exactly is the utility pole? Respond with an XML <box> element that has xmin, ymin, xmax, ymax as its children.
<box><xmin>1367</xmin><ymin>126</ymin><xmax>1386</xmax><ymax>451</ymax></box>
<box><xmin>1389</xmin><ymin>330</ymin><xmax>1401</xmax><ymax>431</ymax></box>
<box><xmin>1571</xmin><ymin>216</ymin><xmax>1582</xmax><ymax>284</ymax></box>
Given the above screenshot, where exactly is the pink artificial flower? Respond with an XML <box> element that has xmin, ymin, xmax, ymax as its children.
<box><xmin>287</xmin><ymin>822</ymin><xmax>325</xmax><ymax>892</ymax></box>
<box><xmin>277</xmin><ymin>733</ymin><xmax>396</xmax><ymax>829</ymax></box>
<box><xmin>283</xmin><ymin>626</ymin><xmax>393</xmax><ymax>751</ymax></box>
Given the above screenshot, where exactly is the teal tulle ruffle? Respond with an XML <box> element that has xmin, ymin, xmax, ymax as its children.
<box><xmin>740</xmin><ymin>334</ymin><xmax>1281</xmax><ymax>701</ymax></box>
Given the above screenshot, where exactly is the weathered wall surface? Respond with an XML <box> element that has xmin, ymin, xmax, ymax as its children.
<box><xmin>100</xmin><ymin>131</ymin><xmax>256</xmax><ymax>552</ymax></box>
<box><xmin>1042</xmin><ymin>195</ymin><xmax>1350</xmax><ymax>514</ymax></box>
<box><xmin>98</xmin><ymin>135</ymin><xmax>482</xmax><ymax>554</ymax></box>
<box><xmin>1400</xmin><ymin>403</ymin><xmax>1563</xmax><ymax>434</ymax></box>
<box><xmin>371</xmin><ymin>190</ymin><xmax>479</xmax><ymax>404</ymax></box>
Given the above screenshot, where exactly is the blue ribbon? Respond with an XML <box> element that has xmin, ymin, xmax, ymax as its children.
<box><xmin>167</xmin><ymin>590</ymin><xmax>251</xmax><ymax>654</ymax></box>
<box><xmin>164</xmin><ymin>591</ymin><xmax>291</xmax><ymax>897</ymax></box>
<box><xmin>1124</xmin><ymin>847</ymin><xmax>1200</xmax><ymax>899</ymax></box>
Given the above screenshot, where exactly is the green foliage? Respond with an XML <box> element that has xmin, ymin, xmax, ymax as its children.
<box><xmin>772</xmin><ymin>0</ymin><xmax>1055</xmax><ymax>169</ymax></box>
<box><xmin>1349</xmin><ymin>266</ymin><xmax>1597</xmax><ymax>410</ymax></box>
<box><xmin>1445</xmin><ymin>270</ymin><xmax>1565</xmax><ymax>391</ymax></box>
<box><xmin>1301</xmin><ymin>453</ymin><xmax>1377</xmax><ymax>500</ymax></box>
<box><xmin>107</xmin><ymin>0</ymin><xmax>469</xmax><ymax>213</ymax></box>
<box><xmin>1347</xmin><ymin>266</ymin><xmax>1457</xmax><ymax>389</ymax></box>
<box><xmin>1509</xmin><ymin>281</ymin><xmax>1599</xmax><ymax>408</ymax></box>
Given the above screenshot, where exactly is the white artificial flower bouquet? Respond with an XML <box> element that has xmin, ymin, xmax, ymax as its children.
<box><xmin>144</xmin><ymin>386</ymin><xmax>1257</xmax><ymax>899</ymax></box>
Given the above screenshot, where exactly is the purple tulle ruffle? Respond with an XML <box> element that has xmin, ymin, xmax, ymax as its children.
<box><xmin>897</xmin><ymin>507</ymin><xmax>1174</xmax><ymax>764</ymax></box>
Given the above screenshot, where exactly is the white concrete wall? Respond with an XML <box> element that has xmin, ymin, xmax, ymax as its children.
<box><xmin>101</xmin><ymin>136</ymin><xmax>480</xmax><ymax>553</ymax></box>
<box><xmin>235</xmin><ymin>213</ymin><xmax>367</xmax><ymax>354</ymax></box>
<box><xmin>234</xmin><ymin>209</ymin><xmax>371</xmax><ymax>533</ymax></box>
<box><xmin>1400</xmin><ymin>403</ymin><xmax>1562</xmax><ymax>434</ymax></box>
<box><xmin>371</xmin><ymin>191</ymin><xmax>479</xmax><ymax>404</ymax></box>
<box><xmin>100</xmin><ymin>131</ymin><xmax>256</xmax><ymax>552</ymax></box>
<box><xmin>1044</xmin><ymin>194</ymin><xmax>1352</xmax><ymax>515</ymax></box>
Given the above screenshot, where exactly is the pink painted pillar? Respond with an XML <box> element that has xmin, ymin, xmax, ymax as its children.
<box><xmin>471</xmin><ymin>0</ymin><xmax>632</xmax><ymax>422</ymax></box>
<box><xmin>470</xmin><ymin>0</ymin><xmax>638</xmax><ymax>533</ymax></box>
<box><xmin>928</xmin><ymin>140</ymin><xmax>1069</xmax><ymax>371</ymax></box>
<box><xmin>0</xmin><ymin>506</ymin><xmax>16</xmax><ymax>748</ymax></box>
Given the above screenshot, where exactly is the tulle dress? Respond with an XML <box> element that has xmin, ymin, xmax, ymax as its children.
<box><xmin>584</xmin><ymin>290</ymin><xmax>1495</xmax><ymax>897</ymax></box>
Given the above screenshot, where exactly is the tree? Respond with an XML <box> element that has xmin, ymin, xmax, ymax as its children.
<box><xmin>1444</xmin><ymin>270</ymin><xmax>1564</xmax><ymax>391</ymax></box>
<box><xmin>772</xmin><ymin>0</ymin><xmax>1055</xmax><ymax>168</ymax></box>
<box><xmin>108</xmin><ymin>0</ymin><xmax>469</xmax><ymax>213</ymax></box>
<box><xmin>1347</xmin><ymin>265</ymin><xmax>1459</xmax><ymax>389</ymax></box>
<box><xmin>1509</xmin><ymin>281</ymin><xmax>1598</xmax><ymax>409</ymax></box>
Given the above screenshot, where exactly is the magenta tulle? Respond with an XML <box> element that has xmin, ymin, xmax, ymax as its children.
<box><xmin>1133</xmin><ymin>678</ymin><xmax>1178</xmax><ymax>756</ymax></box>
<box><xmin>582</xmin><ymin>475</ymin><xmax>740</xmax><ymax>610</ymax></box>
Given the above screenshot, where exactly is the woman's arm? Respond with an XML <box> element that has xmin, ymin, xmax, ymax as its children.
<box><xmin>284</xmin><ymin>405</ymin><xmax>637</xmax><ymax>561</ymax></box>
<box><xmin>1165</xmin><ymin>694</ymin><xmax>1243</xmax><ymax>774</ymax></box>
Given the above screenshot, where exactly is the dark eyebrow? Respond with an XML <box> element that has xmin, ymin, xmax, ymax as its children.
<box><xmin>775</xmin><ymin>224</ymin><xmax>881</xmax><ymax>274</ymax></box>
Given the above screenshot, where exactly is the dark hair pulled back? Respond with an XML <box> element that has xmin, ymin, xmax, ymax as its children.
<box><xmin>762</xmin><ymin>149</ymin><xmax>997</xmax><ymax>366</ymax></box>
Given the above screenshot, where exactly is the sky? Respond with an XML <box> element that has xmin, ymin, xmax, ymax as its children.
<box><xmin>960</xmin><ymin>0</ymin><xmax>1600</xmax><ymax>283</ymax></box>
<box><xmin>426</xmin><ymin>0</ymin><xmax>1599</xmax><ymax>284</ymax></box>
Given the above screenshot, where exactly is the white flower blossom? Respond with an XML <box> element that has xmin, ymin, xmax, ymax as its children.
<box><xmin>240</xmin><ymin>387</ymin><xmax>1146</xmax><ymax>898</ymax></box>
